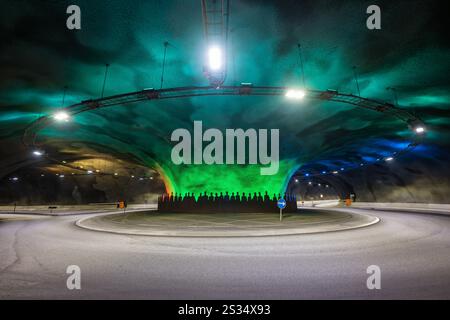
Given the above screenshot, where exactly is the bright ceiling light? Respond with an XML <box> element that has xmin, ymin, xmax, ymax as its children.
<box><xmin>285</xmin><ymin>89</ymin><xmax>306</xmax><ymax>100</ymax></box>
<box><xmin>87</xmin><ymin>170</ymin><xmax>93</xmax><ymax>174</ymax></box>
<box><xmin>385</xmin><ymin>157</ymin><xmax>394</xmax><ymax>161</ymax></box>
<box><xmin>33</xmin><ymin>150</ymin><xmax>43</xmax><ymax>156</ymax></box>
<box><xmin>54</xmin><ymin>111</ymin><xmax>70</xmax><ymax>122</ymax></box>
<box><xmin>207</xmin><ymin>46</ymin><xmax>223</xmax><ymax>71</ymax></box>
<box><xmin>415</xmin><ymin>126</ymin><xmax>425</xmax><ymax>134</ymax></box>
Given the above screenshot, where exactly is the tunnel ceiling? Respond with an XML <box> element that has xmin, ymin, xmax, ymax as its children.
<box><xmin>1</xmin><ymin>0</ymin><xmax>449</xmax><ymax>196</ymax></box>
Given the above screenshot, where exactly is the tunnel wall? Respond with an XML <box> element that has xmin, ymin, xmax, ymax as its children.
<box><xmin>340</xmin><ymin>155</ymin><xmax>450</xmax><ymax>203</ymax></box>
<box><xmin>0</xmin><ymin>174</ymin><xmax>165</xmax><ymax>205</ymax></box>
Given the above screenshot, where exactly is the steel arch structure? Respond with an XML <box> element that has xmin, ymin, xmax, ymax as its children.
<box><xmin>22</xmin><ymin>85</ymin><xmax>424</xmax><ymax>148</ymax></box>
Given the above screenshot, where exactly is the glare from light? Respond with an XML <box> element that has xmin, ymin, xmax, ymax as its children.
<box><xmin>33</xmin><ymin>150</ymin><xmax>43</xmax><ymax>156</ymax></box>
<box><xmin>332</xmin><ymin>171</ymin><xmax>338</xmax><ymax>174</ymax></box>
<box><xmin>415</xmin><ymin>126</ymin><xmax>425</xmax><ymax>134</ymax></box>
<box><xmin>285</xmin><ymin>89</ymin><xmax>306</xmax><ymax>100</ymax></box>
<box><xmin>11</xmin><ymin>177</ymin><xmax>19</xmax><ymax>181</ymax></box>
<box><xmin>308</xmin><ymin>181</ymin><xmax>312</xmax><ymax>185</ymax></box>
<box><xmin>87</xmin><ymin>170</ymin><xmax>93</xmax><ymax>174</ymax></box>
<box><xmin>207</xmin><ymin>46</ymin><xmax>223</xmax><ymax>71</ymax></box>
<box><xmin>54</xmin><ymin>111</ymin><xmax>70</xmax><ymax>122</ymax></box>
<box><xmin>295</xmin><ymin>179</ymin><xmax>299</xmax><ymax>183</ymax></box>
<box><xmin>114</xmin><ymin>173</ymin><xmax>118</xmax><ymax>176</ymax></box>
<box><xmin>320</xmin><ymin>194</ymin><xmax>324</xmax><ymax>198</ymax></box>
<box><xmin>59</xmin><ymin>175</ymin><xmax>65</xmax><ymax>178</ymax></box>
<box><xmin>322</xmin><ymin>171</ymin><xmax>326</xmax><ymax>174</ymax></box>
<box><xmin>385</xmin><ymin>157</ymin><xmax>394</xmax><ymax>161</ymax></box>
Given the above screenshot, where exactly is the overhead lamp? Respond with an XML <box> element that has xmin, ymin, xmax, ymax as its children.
<box><xmin>285</xmin><ymin>89</ymin><xmax>306</xmax><ymax>100</ymax></box>
<box><xmin>408</xmin><ymin>119</ymin><xmax>426</xmax><ymax>134</ymax></box>
<box><xmin>207</xmin><ymin>45</ymin><xmax>223</xmax><ymax>71</ymax></box>
<box><xmin>33</xmin><ymin>150</ymin><xmax>44</xmax><ymax>156</ymax></box>
<box><xmin>385</xmin><ymin>157</ymin><xmax>394</xmax><ymax>161</ymax></box>
<box><xmin>54</xmin><ymin>111</ymin><xmax>70</xmax><ymax>122</ymax></box>
<box><xmin>415</xmin><ymin>126</ymin><xmax>425</xmax><ymax>134</ymax></box>
<box><xmin>87</xmin><ymin>170</ymin><xmax>93</xmax><ymax>174</ymax></box>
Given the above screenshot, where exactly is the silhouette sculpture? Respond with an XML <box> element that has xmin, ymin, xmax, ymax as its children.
<box><xmin>158</xmin><ymin>191</ymin><xmax>297</xmax><ymax>213</ymax></box>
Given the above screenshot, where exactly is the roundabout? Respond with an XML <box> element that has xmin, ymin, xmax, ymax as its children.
<box><xmin>76</xmin><ymin>209</ymin><xmax>379</xmax><ymax>237</ymax></box>
<box><xmin>0</xmin><ymin>208</ymin><xmax>449</xmax><ymax>299</ymax></box>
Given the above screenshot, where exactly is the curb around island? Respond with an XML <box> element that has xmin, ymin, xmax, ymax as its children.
<box><xmin>75</xmin><ymin>210</ymin><xmax>380</xmax><ymax>238</ymax></box>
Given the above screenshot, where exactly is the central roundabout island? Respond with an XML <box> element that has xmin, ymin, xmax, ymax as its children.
<box><xmin>76</xmin><ymin>208</ymin><xmax>379</xmax><ymax>237</ymax></box>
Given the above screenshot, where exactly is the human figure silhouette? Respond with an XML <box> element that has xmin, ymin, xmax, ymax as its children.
<box><xmin>157</xmin><ymin>189</ymin><xmax>299</xmax><ymax>213</ymax></box>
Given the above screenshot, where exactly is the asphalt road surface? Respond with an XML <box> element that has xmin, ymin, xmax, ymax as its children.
<box><xmin>1</xmin><ymin>208</ymin><xmax>449</xmax><ymax>299</ymax></box>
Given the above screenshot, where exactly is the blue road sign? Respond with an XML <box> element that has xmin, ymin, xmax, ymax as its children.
<box><xmin>277</xmin><ymin>198</ymin><xmax>286</xmax><ymax>209</ymax></box>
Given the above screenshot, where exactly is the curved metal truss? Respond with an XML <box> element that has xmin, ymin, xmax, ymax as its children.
<box><xmin>22</xmin><ymin>85</ymin><xmax>425</xmax><ymax>175</ymax></box>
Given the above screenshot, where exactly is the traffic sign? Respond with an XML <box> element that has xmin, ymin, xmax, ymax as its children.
<box><xmin>277</xmin><ymin>198</ymin><xmax>286</xmax><ymax>222</ymax></box>
<box><xmin>277</xmin><ymin>198</ymin><xmax>286</xmax><ymax>209</ymax></box>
